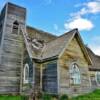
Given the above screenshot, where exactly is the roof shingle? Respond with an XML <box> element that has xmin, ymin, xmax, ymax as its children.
<box><xmin>40</xmin><ymin>29</ymin><xmax>77</xmax><ymax>59</ymax></box>
<box><xmin>86</xmin><ymin>47</ymin><xmax>100</xmax><ymax>70</ymax></box>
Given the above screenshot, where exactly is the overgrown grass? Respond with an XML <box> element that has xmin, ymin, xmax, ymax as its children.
<box><xmin>71</xmin><ymin>89</ymin><xmax>100</xmax><ymax>100</ymax></box>
<box><xmin>1</xmin><ymin>90</ymin><xmax>100</xmax><ymax>100</ymax></box>
<box><xmin>0</xmin><ymin>95</ymin><xmax>28</xmax><ymax>100</ymax></box>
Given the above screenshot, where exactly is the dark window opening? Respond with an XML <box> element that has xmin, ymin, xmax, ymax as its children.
<box><xmin>0</xmin><ymin>23</ymin><xmax>3</xmax><ymax>45</ymax></box>
<box><xmin>12</xmin><ymin>21</ymin><xmax>19</xmax><ymax>34</ymax></box>
<box><xmin>0</xmin><ymin>23</ymin><xmax>2</xmax><ymax>32</ymax></box>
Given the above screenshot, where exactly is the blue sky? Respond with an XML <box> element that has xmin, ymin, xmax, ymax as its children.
<box><xmin>0</xmin><ymin>0</ymin><xmax>100</xmax><ymax>55</ymax></box>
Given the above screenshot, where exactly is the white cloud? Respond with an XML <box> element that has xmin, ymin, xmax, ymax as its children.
<box><xmin>71</xmin><ymin>1</ymin><xmax>100</xmax><ymax>17</ymax></box>
<box><xmin>64</xmin><ymin>17</ymin><xmax>94</xmax><ymax>31</ymax></box>
<box><xmin>86</xmin><ymin>1</ymin><xmax>100</xmax><ymax>14</ymax></box>
<box><xmin>65</xmin><ymin>1</ymin><xmax>100</xmax><ymax>31</ymax></box>
<box><xmin>67</xmin><ymin>1</ymin><xmax>100</xmax><ymax>55</ymax></box>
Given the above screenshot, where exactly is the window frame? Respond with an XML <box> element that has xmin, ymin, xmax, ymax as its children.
<box><xmin>24</xmin><ymin>63</ymin><xmax>29</xmax><ymax>84</ymax></box>
<box><xmin>70</xmin><ymin>63</ymin><xmax>81</xmax><ymax>85</ymax></box>
<box><xmin>95</xmin><ymin>71</ymin><xmax>100</xmax><ymax>85</ymax></box>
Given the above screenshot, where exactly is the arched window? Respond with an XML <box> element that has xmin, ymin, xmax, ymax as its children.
<box><xmin>24</xmin><ymin>64</ymin><xmax>29</xmax><ymax>83</ymax></box>
<box><xmin>96</xmin><ymin>72</ymin><xmax>100</xmax><ymax>85</ymax></box>
<box><xmin>70</xmin><ymin>63</ymin><xmax>81</xmax><ymax>85</ymax></box>
<box><xmin>12</xmin><ymin>21</ymin><xmax>19</xmax><ymax>34</ymax></box>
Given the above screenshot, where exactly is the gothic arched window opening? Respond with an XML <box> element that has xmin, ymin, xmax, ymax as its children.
<box><xmin>70</xmin><ymin>63</ymin><xmax>81</xmax><ymax>85</ymax></box>
<box><xmin>24</xmin><ymin>64</ymin><xmax>29</xmax><ymax>83</ymax></box>
<box><xmin>12</xmin><ymin>21</ymin><xmax>19</xmax><ymax>34</ymax></box>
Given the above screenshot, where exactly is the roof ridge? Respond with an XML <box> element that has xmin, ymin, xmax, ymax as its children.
<box><xmin>27</xmin><ymin>25</ymin><xmax>57</xmax><ymax>38</ymax></box>
<box><xmin>58</xmin><ymin>28</ymin><xmax>78</xmax><ymax>38</ymax></box>
<box><xmin>45</xmin><ymin>28</ymin><xmax>78</xmax><ymax>45</ymax></box>
<box><xmin>40</xmin><ymin>28</ymin><xmax>77</xmax><ymax>60</ymax></box>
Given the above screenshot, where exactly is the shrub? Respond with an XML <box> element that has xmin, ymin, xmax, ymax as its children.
<box><xmin>60</xmin><ymin>94</ymin><xmax>69</xmax><ymax>100</ymax></box>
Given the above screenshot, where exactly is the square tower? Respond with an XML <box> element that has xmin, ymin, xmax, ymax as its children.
<box><xmin>0</xmin><ymin>2</ymin><xmax>26</xmax><ymax>94</ymax></box>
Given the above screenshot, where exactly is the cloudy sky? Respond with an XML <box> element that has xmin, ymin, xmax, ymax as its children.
<box><xmin>0</xmin><ymin>0</ymin><xmax>100</xmax><ymax>55</ymax></box>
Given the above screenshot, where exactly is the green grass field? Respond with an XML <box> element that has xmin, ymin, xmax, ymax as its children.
<box><xmin>0</xmin><ymin>95</ymin><xmax>28</xmax><ymax>100</ymax></box>
<box><xmin>71</xmin><ymin>89</ymin><xmax>100</xmax><ymax>100</ymax></box>
<box><xmin>0</xmin><ymin>90</ymin><xmax>100</xmax><ymax>100</ymax></box>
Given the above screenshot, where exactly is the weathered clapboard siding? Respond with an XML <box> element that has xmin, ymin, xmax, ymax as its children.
<box><xmin>0</xmin><ymin>64</ymin><xmax>21</xmax><ymax>71</ymax></box>
<box><xmin>0</xmin><ymin>86</ymin><xmax>20</xmax><ymax>94</ymax></box>
<box><xmin>58</xmin><ymin>35</ymin><xmax>91</xmax><ymax>95</ymax></box>
<box><xmin>0</xmin><ymin>3</ymin><xmax>26</xmax><ymax>94</ymax></box>
<box><xmin>22</xmin><ymin>47</ymin><xmax>34</xmax><ymax>94</ymax></box>
<box><xmin>89</xmin><ymin>71</ymin><xmax>98</xmax><ymax>90</ymax></box>
<box><xmin>0</xmin><ymin>77</ymin><xmax>20</xmax><ymax>86</ymax></box>
<box><xmin>33</xmin><ymin>63</ymin><xmax>41</xmax><ymax>93</ymax></box>
<box><xmin>0</xmin><ymin>36</ymin><xmax>23</xmax><ymax>93</ymax></box>
<box><xmin>42</xmin><ymin>61</ymin><xmax>58</xmax><ymax>94</ymax></box>
<box><xmin>23</xmin><ymin>50</ymin><xmax>33</xmax><ymax>82</ymax></box>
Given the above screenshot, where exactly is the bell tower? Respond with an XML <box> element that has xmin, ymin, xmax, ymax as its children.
<box><xmin>0</xmin><ymin>2</ymin><xmax>26</xmax><ymax>94</ymax></box>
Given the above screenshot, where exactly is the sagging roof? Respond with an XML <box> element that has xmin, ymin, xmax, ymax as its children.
<box><xmin>86</xmin><ymin>47</ymin><xmax>100</xmax><ymax>70</ymax></box>
<box><xmin>26</xmin><ymin>26</ymin><xmax>57</xmax><ymax>43</ymax></box>
<box><xmin>24</xmin><ymin>26</ymin><xmax>57</xmax><ymax>60</ymax></box>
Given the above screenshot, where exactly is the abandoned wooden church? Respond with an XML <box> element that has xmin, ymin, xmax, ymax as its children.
<box><xmin>0</xmin><ymin>2</ymin><xmax>100</xmax><ymax>96</ymax></box>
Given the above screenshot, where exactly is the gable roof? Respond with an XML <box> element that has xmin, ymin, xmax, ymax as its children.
<box><xmin>86</xmin><ymin>47</ymin><xmax>100</xmax><ymax>70</ymax></box>
<box><xmin>25</xmin><ymin>26</ymin><xmax>92</xmax><ymax>64</ymax></box>
<box><xmin>40</xmin><ymin>29</ymin><xmax>76</xmax><ymax>60</ymax></box>
<box><xmin>40</xmin><ymin>29</ymin><xmax>92</xmax><ymax>64</ymax></box>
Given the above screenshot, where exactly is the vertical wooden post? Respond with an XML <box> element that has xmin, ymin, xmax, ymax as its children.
<box><xmin>20</xmin><ymin>38</ymin><xmax>24</xmax><ymax>94</ymax></box>
<box><xmin>57</xmin><ymin>60</ymin><xmax>60</xmax><ymax>95</ymax></box>
<box><xmin>40</xmin><ymin>64</ymin><xmax>43</xmax><ymax>93</ymax></box>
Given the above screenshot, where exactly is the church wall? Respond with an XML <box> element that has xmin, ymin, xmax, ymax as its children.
<box><xmin>21</xmin><ymin>48</ymin><xmax>34</xmax><ymax>95</ymax></box>
<box><xmin>58</xmin><ymin>35</ymin><xmax>91</xmax><ymax>96</ymax></box>
<box><xmin>89</xmin><ymin>71</ymin><xmax>100</xmax><ymax>90</ymax></box>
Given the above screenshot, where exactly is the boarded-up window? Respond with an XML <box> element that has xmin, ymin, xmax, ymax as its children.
<box><xmin>42</xmin><ymin>62</ymin><xmax>58</xmax><ymax>94</ymax></box>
